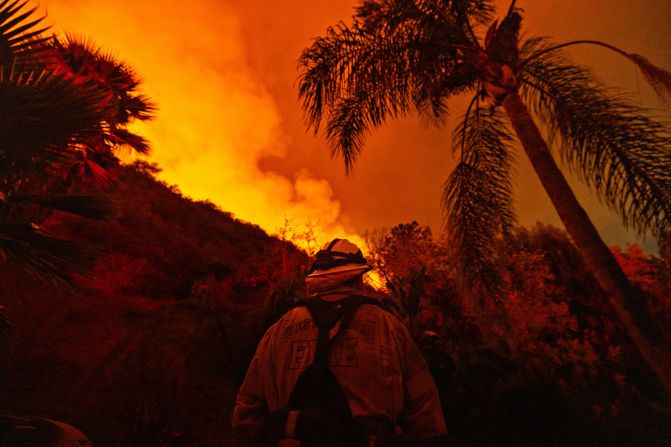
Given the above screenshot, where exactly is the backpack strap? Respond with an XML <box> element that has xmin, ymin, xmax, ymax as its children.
<box><xmin>305</xmin><ymin>295</ymin><xmax>379</xmax><ymax>366</ymax></box>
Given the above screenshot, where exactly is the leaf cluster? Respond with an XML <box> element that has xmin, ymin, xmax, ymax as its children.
<box><xmin>298</xmin><ymin>0</ymin><xmax>489</xmax><ymax>173</ymax></box>
<box><xmin>520</xmin><ymin>37</ymin><xmax>671</xmax><ymax>242</ymax></box>
<box><xmin>0</xmin><ymin>1</ymin><xmax>148</xmax><ymax>286</ymax></box>
<box><xmin>443</xmin><ymin>106</ymin><xmax>515</xmax><ymax>302</ymax></box>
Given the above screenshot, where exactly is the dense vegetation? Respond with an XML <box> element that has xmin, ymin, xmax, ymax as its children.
<box><xmin>1</xmin><ymin>164</ymin><xmax>670</xmax><ymax>446</ymax></box>
<box><xmin>367</xmin><ymin>221</ymin><xmax>671</xmax><ymax>447</ymax></box>
<box><xmin>1</xmin><ymin>2</ymin><xmax>670</xmax><ymax>446</ymax></box>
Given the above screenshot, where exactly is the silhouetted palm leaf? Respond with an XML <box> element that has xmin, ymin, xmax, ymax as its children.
<box><xmin>520</xmin><ymin>39</ymin><xmax>671</xmax><ymax>106</ymax></box>
<box><xmin>0</xmin><ymin>221</ymin><xmax>98</xmax><ymax>287</ymax></box>
<box><xmin>0</xmin><ymin>3</ymin><xmax>132</xmax><ymax>287</ymax></box>
<box><xmin>0</xmin><ymin>0</ymin><xmax>51</xmax><ymax>65</ymax></box>
<box><xmin>443</xmin><ymin>107</ymin><xmax>515</xmax><ymax>302</ymax></box>
<box><xmin>107</xmin><ymin>127</ymin><xmax>151</xmax><ymax>155</ymax></box>
<box><xmin>39</xmin><ymin>35</ymin><xmax>156</xmax><ymax>185</ymax></box>
<box><xmin>520</xmin><ymin>37</ymin><xmax>671</xmax><ymax>241</ymax></box>
<box><xmin>6</xmin><ymin>194</ymin><xmax>119</xmax><ymax>220</ymax></box>
<box><xmin>0</xmin><ymin>67</ymin><xmax>105</xmax><ymax>184</ymax></box>
<box><xmin>299</xmin><ymin>0</ymin><xmax>480</xmax><ymax>146</ymax></box>
<box><xmin>626</xmin><ymin>52</ymin><xmax>671</xmax><ymax>105</ymax></box>
<box><xmin>50</xmin><ymin>34</ymin><xmax>156</xmax><ymax>125</ymax></box>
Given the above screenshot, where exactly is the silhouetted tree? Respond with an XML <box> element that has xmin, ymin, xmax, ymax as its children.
<box><xmin>0</xmin><ymin>2</ymin><xmax>152</xmax><ymax>286</ymax></box>
<box><xmin>298</xmin><ymin>0</ymin><xmax>671</xmax><ymax>393</ymax></box>
<box><xmin>44</xmin><ymin>35</ymin><xmax>155</xmax><ymax>187</ymax></box>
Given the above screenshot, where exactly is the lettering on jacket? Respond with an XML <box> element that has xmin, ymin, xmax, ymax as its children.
<box><xmin>283</xmin><ymin>317</ymin><xmax>367</xmax><ymax>339</ymax></box>
<box><xmin>288</xmin><ymin>338</ymin><xmax>359</xmax><ymax>369</ymax></box>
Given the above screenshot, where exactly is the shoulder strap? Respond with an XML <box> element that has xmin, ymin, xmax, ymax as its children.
<box><xmin>306</xmin><ymin>295</ymin><xmax>378</xmax><ymax>366</ymax></box>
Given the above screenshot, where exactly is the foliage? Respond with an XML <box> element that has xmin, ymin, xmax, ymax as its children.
<box><xmin>443</xmin><ymin>108</ymin><xmax>516</xmax><ymax>302</ymax></box>
<box><xmin>368</xmin><ymin>222</ymin><xmax>671</xmax><ymax>447</ymax></box>
<box><xmin>520</xmin><ymin>37</ymin><xmax>671</xmax><ymax>242</ymax></box>
<box><xmin>0</xmin><ymin>162</ymin><xmax>308</xmax><ymax>446</ymax></box>
<box><xmin>611</xmin><ymin>244</ymin><xmax>671</xmax><ymax>338</ymax></box>
<box><xmin>365</xmin><ymin>221</ymin><xmax>449</xmax><ymax>325</ymax></box>
<box><xmin>44</xmin><ymin>35</ymin><xmax>156</xmax><ymax>187</ymax></box>
<box><xmin>0</xmin><ymin>1</ymin><xmax>153</xmax><ymax>287</ymax></box>
<box><xmin>47</xmin><ymin>163</ymin><xmax>306</xmax><ymax>301</ymax></box>
<box><xmin>298</xmin><ymin>0</ymin><xmax>671</xmax><ymax>313</ymax></box>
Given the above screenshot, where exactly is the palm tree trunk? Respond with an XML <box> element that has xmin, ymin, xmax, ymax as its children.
<box><xmin>502</xmin><ymin>92</ymin><xmax>671</xmax><ymax>396</ymax></box>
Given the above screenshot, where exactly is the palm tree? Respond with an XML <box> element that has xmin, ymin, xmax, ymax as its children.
<box><xmin>0</xmin><ymin>0</ymin><xmax>125</xmax><ymax>285</ymax></box>
<box><xmin>298</xmin><ymin>0</ymin><xmax>671</xmax><ymax>394</ymax></box>
<box><xmin>43</xmin><ymin>35</ymin><xmax>156</xmax><ymax>187</ymax></box>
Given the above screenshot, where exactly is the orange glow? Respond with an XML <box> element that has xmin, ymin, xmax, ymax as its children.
<box><xmin>44</xmin><ymin>0</ymin><xmax>671</xmax><ymax>254</ymax></box>
<box><xmin>45</xmin><ymin>0</ymin><xmax>362</xmax><ymax>250</ymax></box>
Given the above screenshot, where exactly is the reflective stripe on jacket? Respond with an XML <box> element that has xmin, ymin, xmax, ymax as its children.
<box><xmin>232</xmin><ymin>299</ymin><xmax>447</xmax><ymax>441</ymax></box>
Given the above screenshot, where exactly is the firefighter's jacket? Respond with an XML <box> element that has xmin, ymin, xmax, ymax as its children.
<box><xmin>232</xmin><ymin>295</ymin><xmax>447</xmax><ymax>442</ymax></box>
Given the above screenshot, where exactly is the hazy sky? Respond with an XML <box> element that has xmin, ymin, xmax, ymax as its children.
<box><xmin>46</xmin><ymin>0</ymin><xmax>671</xmax><ymax>251</ymax></box>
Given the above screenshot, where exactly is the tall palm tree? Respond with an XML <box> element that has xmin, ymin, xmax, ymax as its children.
<box><xmin>0</xmin><ymin>0</ymin><xmax>122</xmax><ymax>286</ymax></box>
<box><xmin>298</xmin><ymin>0</ymin><xmax>671</xmax><ymax>394</ymax></box>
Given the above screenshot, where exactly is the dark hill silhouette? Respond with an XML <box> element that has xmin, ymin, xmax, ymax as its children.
<box><xmin>0</xmin><ymin>162</ymin><xmax>307</xmax><ymax>446</ymax></box>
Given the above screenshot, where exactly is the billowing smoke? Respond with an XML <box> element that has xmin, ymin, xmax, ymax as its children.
<box><xmin>45</xmin><ymin>0</ymin><xmax>669</xmax><ymax>255</ymax></box>
<box><xmin>46</xmin><ymin>0</ymin><xmax>362</xmax><ymax>248</ymax></box>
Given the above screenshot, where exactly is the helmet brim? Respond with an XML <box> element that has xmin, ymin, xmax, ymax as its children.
<box><xmin>306</xmin><ymin>263</ymin><xmax>371</xmax><ymax>278</ymax></box>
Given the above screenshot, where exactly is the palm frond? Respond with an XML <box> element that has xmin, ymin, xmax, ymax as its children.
<box><xmin>299</xmin><ymin>0</ymin><xmax>479</xmax><ymax>171</ymax></box>
<box><xmin>0</xmin><ymin>0</ymin><xmax>50</xmax><ymax>66</ymax></box>
<box><xmin>0</xmin><ymin>66</ymin><xmax>106</xmax><ymax>182</ymax></box>
<box><xmin>119</xmin><ymin>94</ymin><xmax>156</xmax><ymax>122</ymax></box>
<box><xmin>106</xmin><ymin>127</ymin><xmax>151</xmax><ymax>155</ymax></box>
<box><xmin>625</xmin><ymin>52</ymin><xmax>671</xmax><ymax>105</ymax></box>
<box><xmin>520</xmin><ymin>39</ymin><xmax>671</xmax><ymax>106</ymax></box>
<box><xmin>46</xmin><ymin>35</ymin><xmax>156</xmax><ymax>141</ymax></box>
<box><xmin>6</xmin><ymin>193</ymin><xmax>119</xmax><ymax>220</ymax></box>
<box><xmin>0</xmin><ymin>220</ymin><xmax>98</xmax><ymax>287</ymax></box>
<box><xmin>299</xmin><ymin>20</ymin><xmax>417</xmax><ymax>133</ymax></box>
<box><xmin>413</xmin><ymin>60</ymin><xmax>478</xmax><ymax>126</ymax></box>
<box><xmin>520</xmin><ymin>37</ymin><xmax>671</xmax><ymax>242</ymax></box>
<box><xmin>449</xmin><ymin>0</ymin><xmax>496</xmax><ymax>28</ymax></box>
<box><xmin>443</xmin><ymin>106</ymin><xmax>516</xmax><ymax>304</ymax></box>
<box><xmin>325</xmin><ymin>94</ymin><xmax>376</xmax><ymax>174</ymax></box>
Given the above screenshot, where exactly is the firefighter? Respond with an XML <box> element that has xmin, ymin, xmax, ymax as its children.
<box><xmin>233</xmin><ymin>238</ymin><xmax>447</xmax><ymax>447</ymax></box>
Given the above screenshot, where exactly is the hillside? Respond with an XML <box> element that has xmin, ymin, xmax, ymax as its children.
<box><xmin>1</xmin><ymin>164</ymin><xmax>671</xmax><ymax>447</ymax></box>
<box><xmin>0</xmin><ymin>162</ymin><xmax>307</xmax><ymax>446</ymax></box>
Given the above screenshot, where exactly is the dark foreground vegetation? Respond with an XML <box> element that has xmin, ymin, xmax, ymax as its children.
<box><xmin>1</xmin><ymin>164</ymin><xmax>670</xmax><ymax>447</ymax></box>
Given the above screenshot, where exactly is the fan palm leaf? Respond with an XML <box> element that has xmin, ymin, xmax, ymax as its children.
<box><xmin>49</xmin><ymin>34</ymin><xmax>156</xmax><ymax>125</ymax></box>
<box><xmin>39</xmin><ymin>35</ymin><xmax>156</xmax><ymax>184</ymax></box>
<box><xmin>0</xmin><ymin>67</ymin><xmax>106</xmax><ymax>184</ymax></box>
<box><xmin>0</xmin><ymin>0</ymin><xmax>51</xmax><ymax>67</ymax></box>
<box><xmin>0</xmin><ymin>2</ymin><xmax>143</xmax><ymax>287</ymax></box>
<box><xmin>0</xmin><ymin>220</ymin><xmax>98</xmax><ymax>286</ymax></box>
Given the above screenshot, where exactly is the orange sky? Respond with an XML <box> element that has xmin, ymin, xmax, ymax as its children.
<box><xmin>45</xmin><ymin>0</ymin><xmax>671</xmax><ymax>252</ymax></box>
